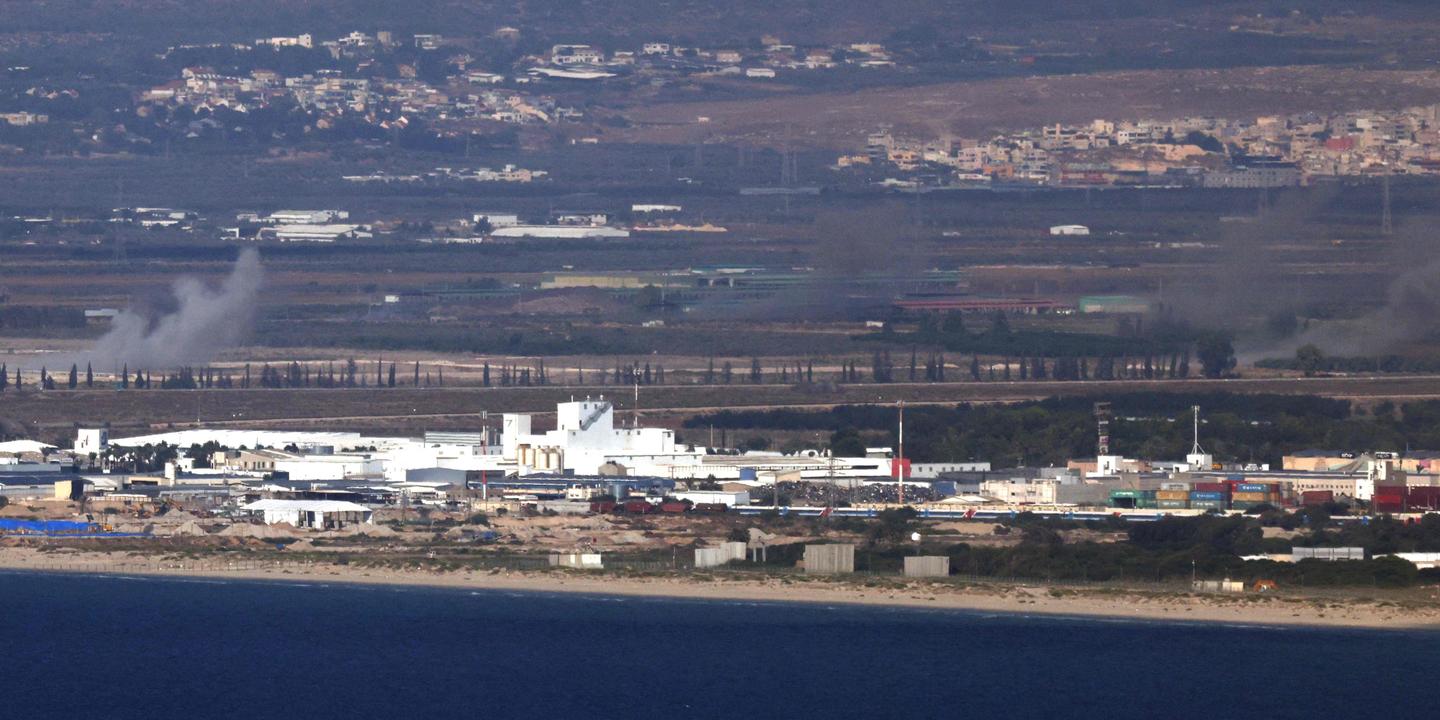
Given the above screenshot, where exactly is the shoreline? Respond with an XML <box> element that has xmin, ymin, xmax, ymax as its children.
<box><xmin>2</xmin><ymin>549</ymin><xmax>1438</xmax><ymax>630</ymax></box>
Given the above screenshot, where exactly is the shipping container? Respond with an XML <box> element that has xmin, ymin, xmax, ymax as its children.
<box><xmin>1156</xmin><ymin>490</ymin><xmax>1190</xmax><ymax>501</ymax></box>
<box><xmin>1231</xmin><ymin>491</ymin><xmax>1273</xmax><ymax>502</ymax></box>
<box><xmin>1406</xmin><ymin>487</ymin><xmax>1440</xmax><ymax>510</ymax></box>
<box><xmin>659</xmin><ymin>501</ymin><xmax>690</xmax><ymax>514</ymax></box>
<box><xmin>1237</xmin><ymin>483</ymin><xmax>1276</xmax><ymax>493</ymax></box>
<box><xmin>589</xmin><ymin>501</ymin><xmax>617</xmax><ymax>514</ymax></box>
<box><xmin>1372</xmin><ymin>493</ymin><xmax>1406</xmax><ymax>514</ymax></box>
<box><xmin>1193</xmin><ymin>482</ymin><xmax>1230</xmax><ymax>493</ymax></box>
<box><xmin>1157</xmin><ymin>500</ymin><xmax>1189</xmax><ymax>509</ymax></box>
<box><xmin>1160</xmin><ymin>482</ymin><xmax>1189</xmax><ymax>491</ymax></box>
<box><xmin>1300</xmin><ymin>490</ymin><xmax>1334</xmax><ymax>506</ymax></box>
<box><xmin>1231</xmin><ymin>501</ymin><xmax>1267</xmax><ymax>510</ymax></box>
<box><xmin>1109</xmin><ymin>489</ymin><xmax>1154</xmax><ymax>497</ymax></box>
<box><xmin>1190</xmin><ymin>500</ymin><xmax>1228</xmax><ymax>510</ymax></box>
<box><xmin>1190</xmin><ymin>491</ymin><xmax>1226</xmax><ymax>500</ymax></box>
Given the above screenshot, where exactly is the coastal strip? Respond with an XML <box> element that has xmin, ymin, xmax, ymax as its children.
<box><xmin>1</xmin><ymin>548</ymin><xmax>1436</xmax><ymax>630</ymax></box>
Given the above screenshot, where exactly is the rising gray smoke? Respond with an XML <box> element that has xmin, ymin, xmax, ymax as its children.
<box><xmin>692</xmin><ymin>202</ymin><xmax>923</xmax><ymax>321</ymax></box>
<box><xmin>1268</xmin><ymin>221</ymin><xmax>1440</xmax><ymax>358</ymax></box>
<box><xmin>1172</xmin><ymin>189</ymin><xmax>1332</xmax><ymax>334</ymax></box>
<box><xmin>81</xmin><ymin>249</ymin><xmax>264</xmax><ymax>370</ymax></box>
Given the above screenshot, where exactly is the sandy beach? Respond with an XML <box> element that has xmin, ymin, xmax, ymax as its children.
<box><xmin>1</xmin><ymin>546</ymin><xmax>1437</xmax><ymax>629</ymax></box>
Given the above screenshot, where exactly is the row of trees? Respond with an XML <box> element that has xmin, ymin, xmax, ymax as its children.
<box><xmin>0</xmin><ymin>336</ymin><xmax>1238</xmax><ymax>393</ymax></box>
<box><xmin>895</xmin><ymin>312</ymin><xmax>1238</xmax><ymax>379</ymax></box>
<box><xmin>685</xmin><ymin>392</ymin><xmax>1384</xmax><ymax>466</ymax></box>
<box><xmin>0</xmin><ymin>363</ymin><xmax>94</xmax><ymax>392</ymax></box>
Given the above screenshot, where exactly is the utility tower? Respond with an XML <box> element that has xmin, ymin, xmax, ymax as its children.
<box><xmin>1093</xmin><ymin>401</ymin><xmax>1112</xmax><ymax>456</ymax></box>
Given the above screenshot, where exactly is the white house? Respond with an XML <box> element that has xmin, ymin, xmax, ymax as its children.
<box><xmin>473</xmin><ymin>212</ymin><xmax>521</xmax><ymax>227</ymax></box>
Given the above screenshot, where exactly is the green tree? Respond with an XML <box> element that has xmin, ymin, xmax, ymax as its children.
<box><xmin>1295</xmin><ymin>344</ymin><xmax>1324</xmax><ymax>377</ymax></box>
<box><xmin>829</xmin><ymin>428</ymin><xmax>867</xmax><ymax>458</ymax></box>
<box><xmin>1196</xmin><ymin>332</ymin><xmax>1237</xmax><ymax>379</ymax></box>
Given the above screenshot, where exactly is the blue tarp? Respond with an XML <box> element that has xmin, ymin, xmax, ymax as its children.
<box><xmin>0</xmin><ymin>518</ymin><xmax>98</xmax><ymax>535</ymax></box>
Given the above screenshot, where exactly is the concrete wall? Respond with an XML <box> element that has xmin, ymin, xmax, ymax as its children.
<box><xmin>903</xmin><ymin>556</ymin><xmax>950</xmax><ymax>578</ymax></box>
<box><xmin>549</xmin><ymin>552</ymin><xmax>604</xmax><ymax>569</ymax></box>
<box><xmin>803</xmin><ymin>544</ymin><xmax>855</xmax><ymax>574</ymax></box>
<box><xmin>695</xmin><ymin>541</ymin><xmax>747</xmax><ymax>568</ymax></box>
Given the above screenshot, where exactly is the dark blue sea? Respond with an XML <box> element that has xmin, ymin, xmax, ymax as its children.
<box><xmin>1</xmin><ymin>571</ymin><xmax>1433</xmax><ymax>719</ymax></box>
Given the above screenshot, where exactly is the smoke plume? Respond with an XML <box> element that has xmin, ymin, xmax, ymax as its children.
<box><xmin>81</xmin><ymin>249</ymin><xmax>264</xmax><ymax>370</ymax></box>
<box><xmin>1272</xmin><ymin>221</ymin><xmax>1440</xmax><ymax>357</ymax></box>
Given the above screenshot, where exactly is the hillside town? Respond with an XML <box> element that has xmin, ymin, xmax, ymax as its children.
<box><xmin>849</xmin><ymin>105</ymin><xmax>1440</xmax><ymax>188</ymax></box>
<box><xmin>135</xmin><ymin>30</ymin><xmax>900</xmax><ymax>136</ymax></box>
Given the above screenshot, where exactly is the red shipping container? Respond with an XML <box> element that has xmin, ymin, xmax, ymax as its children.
<box><xmin>1193</xmin><ymin>483</ymin><xmax>1230</xmax><ymax>493</ymax></box>
<box><xmin>1300</xmin><ymin>490</ymin><xmax>1334</xmax><ymax>506</ymax></box>
<box><xmin>891</xmin><ymin>458</ymin><xmax>912</xmax><ymax>479</ymax></box>
<box><xmin>1373</xmin><ymin>493</ymin><xmax>1406</xmax><ymax>513</ymax></box>
<box><xmin>1407</xmin><ymin>487</ymin><xmax>1440</xmax><ymax>509</ymax></box>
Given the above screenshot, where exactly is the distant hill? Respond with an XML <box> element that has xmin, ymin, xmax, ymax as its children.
<box><xmin>6</xmin><ymin>1</ymin><xmax>1440</xmax><ymax>44</ymax></box>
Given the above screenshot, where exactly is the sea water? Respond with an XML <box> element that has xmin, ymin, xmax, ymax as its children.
<box><xmin>0</xmin><ymin>570</ymin><xmax>1431</xmax><ymax>719</ymax></box>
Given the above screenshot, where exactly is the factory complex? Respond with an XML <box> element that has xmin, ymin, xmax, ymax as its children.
<box><xmin>3</xmin><ymin>399</ymin><xmax>1440</xmax><ymax>534</ymax></box>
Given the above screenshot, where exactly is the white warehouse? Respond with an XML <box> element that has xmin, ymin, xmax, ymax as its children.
<box><xmin>242</xmin><ymin>499</ymin><xmax>373</xmax><ymax>529</ymax></box>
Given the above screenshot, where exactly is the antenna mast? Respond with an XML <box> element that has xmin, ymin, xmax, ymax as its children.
<box><xmin>1191</xmin><ymin>405</ymin><xmax>1205</xmax><ymax>456</ymax></box>
<box><xmin>898</xmin><ymin>401</ymin><xmax>906</xmax><ymax>506</ymax></box>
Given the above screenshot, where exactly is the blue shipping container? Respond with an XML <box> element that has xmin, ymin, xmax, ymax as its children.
<box><xmin>1236</xmin><ymin>483</ymin><xmax>1274</xmax><ymax>492</ymax></box>
<box><xmin>1190</xmin><ymin>491</ymin><xmax>1225</xmax><ymax>500</ymax></box>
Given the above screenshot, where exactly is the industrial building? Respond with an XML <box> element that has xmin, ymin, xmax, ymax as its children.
<box><xmin>259</xmin><ymin>223</ymin><xmax>370</xmax><ymax>242</ymax></box>
<box><xmin>241</xmin><ymin>499</ymin><xmax>374</xmax><ymax>529</ymax></box>
<box><xmin>490</xmin><ymin>225</ymin><xmax>630</xmax><ymax>239</ymax></box>
<box><xmin>501</xmin><ymin>397</ymin><xmax>701</xmax><ymax>476</ymax></box>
